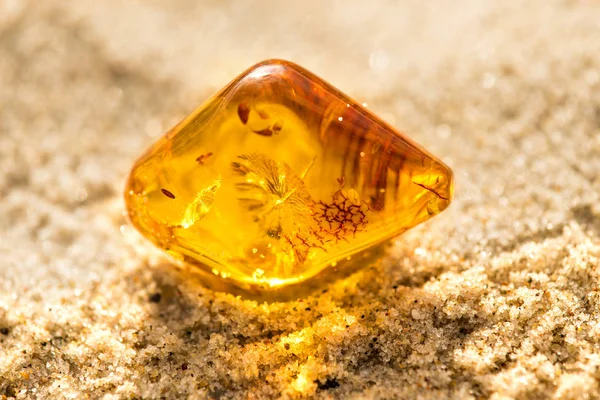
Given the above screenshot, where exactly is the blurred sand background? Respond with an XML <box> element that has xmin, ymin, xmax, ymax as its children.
<box><xmin>2</xmin><ymin>0</ymin><xmax>600</xmax><ymax>398</ymax></box>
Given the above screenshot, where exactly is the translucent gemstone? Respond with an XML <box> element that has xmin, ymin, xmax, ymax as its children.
<box><xmin>125</xmin><ymin>59</ymin><xmax>453</xmax><ymax>294</ymax></box>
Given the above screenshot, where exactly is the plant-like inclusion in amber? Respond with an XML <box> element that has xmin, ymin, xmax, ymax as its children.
<box><xmin>125</xmin><ymin>60</ymin><xmax>453</xmax><ymax>292</ymax></box>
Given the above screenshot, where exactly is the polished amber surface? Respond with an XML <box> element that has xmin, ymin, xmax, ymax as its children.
<box><xmin>125</xmin><ymin>60</ymin><xmax>453</xmax><ymax>292</ymax></box>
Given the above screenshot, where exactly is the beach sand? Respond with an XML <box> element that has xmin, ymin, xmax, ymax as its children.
<box><xmin>1</xmin><ymin>1</ymin><xmax>600</xmax><ymax>398</ymax></box>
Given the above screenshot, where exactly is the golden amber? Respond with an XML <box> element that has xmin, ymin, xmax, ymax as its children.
<box><xmin>125</xmin><ymin>60</ymin><xmax>453</xmax><ymax>294</ymax></box>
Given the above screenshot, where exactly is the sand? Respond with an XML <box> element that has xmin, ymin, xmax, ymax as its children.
<box><xmin>1</xmin><ymin>0</ymin><xmax>600</xmax><ymax>398</ymax></box>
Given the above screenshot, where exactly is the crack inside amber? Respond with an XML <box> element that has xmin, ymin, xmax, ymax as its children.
<box><xmin>125</xmin><ymin>59</ymin><xmax>453</xmax><ymax>293</ymax></box>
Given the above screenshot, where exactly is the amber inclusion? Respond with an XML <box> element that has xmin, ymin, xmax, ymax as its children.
<box><xmin>125</xmin><ymin>59</ymin><xmax>453</xmax><ymax>294</ymax></box>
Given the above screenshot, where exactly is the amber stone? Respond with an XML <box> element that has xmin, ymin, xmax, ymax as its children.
<box><xmin>125</xmin><ymin>59</ymin><xmax>453</xmax><ymax>294</ymax></box>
